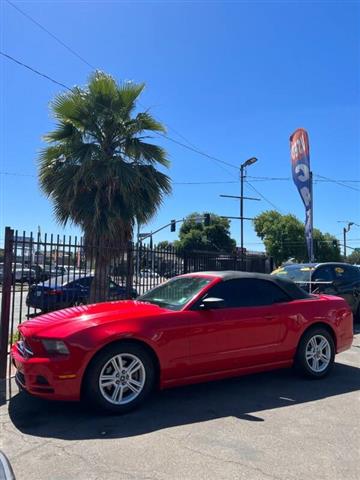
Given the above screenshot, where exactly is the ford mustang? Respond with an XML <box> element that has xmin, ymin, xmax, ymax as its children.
<box><xmin>11</xmin><ymin>272</ymin><xmax>353</xmax><ymax>413</ymax></box>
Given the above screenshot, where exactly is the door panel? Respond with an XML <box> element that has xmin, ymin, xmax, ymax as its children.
<box><xmin>186</xmin><ymin>303</ymin><xmax>293</xmax><ymax>376</ymax></box>
<box><xmin>220</xmin><ymin>303</ymin><xmax>292</xmax><ymax>368</ymax></box>
<box><xmin>185</xmin><ymin>309</ymin><xmax>232</xmax><ymax>376</ymax></box>
<box><xmin>185</xmin><ymin>278</ymin><xmax>297</xmax><ymax>377</ymax></box>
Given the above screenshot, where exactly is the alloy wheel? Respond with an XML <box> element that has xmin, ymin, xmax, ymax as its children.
<box><xmin>98</xmin><ymin>353</ymin><xmax>146</xmax><ymax>405</ymax></box>
<box><xmin>305</xmin><ymin>334</ymin><xmax>331</xmax><ymax>373</ymax></box>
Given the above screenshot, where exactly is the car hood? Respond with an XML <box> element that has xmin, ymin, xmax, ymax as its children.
<box><xmin>19</xmin><ymin>300</ymin><xmax>168</xmax><ymax>338</ymax></box>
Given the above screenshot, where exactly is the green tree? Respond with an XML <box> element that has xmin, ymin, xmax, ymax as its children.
<box><xmin>156</xmin><ymin>240</ymin><xmax>173</xmax><ymax>249</ymax></box>
<box><xmin>253</xmin><ymin>210</ymin><xmax>341</xmax><ymax>266</ymax></box>
<box><xmin>39</xmin><ymin>72</ymin><xmax>171</xmax><ymax>302</ymax></box>
<box><xmin>347</xmin><ymin>249</ymin><xmax>360</xmax><ymax>264</ymax></box>
<box><xmin>174</xmin><ymin>212</ymin><xmax>236</xmax><ymax>252</ymax></box>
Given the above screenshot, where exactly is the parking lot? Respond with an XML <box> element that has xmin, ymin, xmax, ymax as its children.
<box><xmin>1</xmin><ymin>329</ymin><xmax>359</xmax><ymax>480</ymax></box>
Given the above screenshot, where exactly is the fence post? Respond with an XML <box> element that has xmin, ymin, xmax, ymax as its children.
<box><xmin>125</xmin><ymin>242</ymin><xmax>133</xmax><ymax>299</ymax></box>
<box><xmin>0</xmin><ymin>227</ymin><xmax>14</xmax><ymax>380</ymax></box>
<box><xmin>183</xmin><ymin>251</ymin><xmax>188</xmax><ymax>274</ymax></box>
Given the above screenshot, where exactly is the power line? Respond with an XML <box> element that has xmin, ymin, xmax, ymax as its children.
<box><xmin>157</xmin><ymin>133</ymin><xmax>238</xmax><ymax>170</ymax></box>
<box><xmin>247</xmin><ymin>175</ymin><xmax>290</xmax><ymax>181</ymax></box>
<box><xmin>315</xmin><ymin>174</ymin><xmax>360</xmax><ymax>192</ymax></box>
<box><xmin>5</xmin><ymin>2</ymin><xmax>238</xmax><ymax>175</ymax></box>
<box><xmin>1</xmin><ymin>48</ymin><xmax>238</xmax><ymax>173</ymax></box>
<box><xmin>2</xmin><ymin>50</ymin><xmax>359</xmax><ymax>195</ymax></box>
<box><xmin>0</xmin><ymin>51</ymin><xmax>71</xmax><ymax>91</ymax></box>
<box><xmin>247</xmin><ymin>175</ymin><xmax>360</xmax><ymax>184</ymax></box>
<box><xmin>5</xmin><ymin>0</ymin><xmax>96</xmax><ymax>70</ymax></box>
<box><xmin>173</xmin><ymin>180</ymin><xmax>237</xmax><ymax>185</ymax></box>
<box><xmin>4</xmin><ymin>4</ymin><xmax>360</xmax><ymax>187</ymax></box>
<box><xmin>244</xmin><ymin>180</ymin><xmax>282</xmax><ymax>212</ymax></box>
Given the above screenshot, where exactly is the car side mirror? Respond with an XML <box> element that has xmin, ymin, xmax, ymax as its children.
<box><xmin>200</xmin><ymin>297</ymin><xmax>225</xmax><ymax>310</ymax></box>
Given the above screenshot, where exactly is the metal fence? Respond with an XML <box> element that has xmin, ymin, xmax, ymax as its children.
<box><xmin>0</xmin><ymin>227</ymin><xmax>273</xmax><ymax>379</ymax></box>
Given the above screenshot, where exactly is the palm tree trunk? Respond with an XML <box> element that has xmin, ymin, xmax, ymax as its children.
<box><xmin>89</xmin><ymin>246</ymin><xmax>110</xmax><ymax>304</ymax></box>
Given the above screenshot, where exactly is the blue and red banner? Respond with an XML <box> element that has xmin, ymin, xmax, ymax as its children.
<box><xmin>290</xmin><ymin>128</ymin><xmax>314</xmax><ymax>261</ymax></box>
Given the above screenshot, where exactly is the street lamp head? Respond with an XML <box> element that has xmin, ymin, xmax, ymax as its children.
<box><xmin>242</xmin><ymin>157</ymin><xmax>258</xmax><ymax>168</ymax></box>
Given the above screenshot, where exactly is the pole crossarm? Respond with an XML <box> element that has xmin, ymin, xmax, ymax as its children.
<box><xmin>220</xmin><ymin>194</ymin><xmax>260</xmax><ymax>201</ymax></box>
<box><xmin>221</xmin><ymin>216</ymin><xmax>254</xmax><ymax>221</ymax></box>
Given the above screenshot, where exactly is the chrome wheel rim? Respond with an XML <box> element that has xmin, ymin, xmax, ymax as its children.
<box><xmin>99</xmin><ymin>353</ymin><xmax>146</xmax><ymax>405</ymax></box>
<box><xmin>305</xmin><ymin>335</ymin><xmax>331</xmax><ymax>373</ymax></box>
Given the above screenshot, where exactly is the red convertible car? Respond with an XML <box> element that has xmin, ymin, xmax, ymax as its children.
<box><xmin>11</xmin><ymin>272</ymin><xmax>353</xmax><ymax>413</ymax></box>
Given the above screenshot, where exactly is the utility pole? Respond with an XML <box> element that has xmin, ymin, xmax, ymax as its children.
<box><xmin>220</xmin><ymin>157</ymin><xmax>259</xmax><ymax>270</ymax></box>
<box><xmin>338</xmin><ymin>221</ymin><xmax>359</xmax><ymax>259</ymax></box>
<box><xmin>343</xmin><ymin>223</ymin><xmax>353</xmax><ymax>259</ymax></box>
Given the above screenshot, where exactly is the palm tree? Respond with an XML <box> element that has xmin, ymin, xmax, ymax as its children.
<box><xmin>39</xmin><ymin>72</ymin><xmax>171</xmax><ymax>302</ymax></box>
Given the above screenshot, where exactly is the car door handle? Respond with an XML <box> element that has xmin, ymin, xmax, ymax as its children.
<box><xmin>264</xmin><ymin>315</ymin><xmax>278</xmax><ymax>321</ymax></box>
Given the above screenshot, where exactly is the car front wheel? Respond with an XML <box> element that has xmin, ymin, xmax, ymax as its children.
<box><xmin>83</xmin><ymin>342</ymin><xmax>156</xmax><ymax>413</ymax></box>
<box><xmin>295</xmin><ymin>328</ymin><xmax>335</xmax><ymax>378</ymax></box>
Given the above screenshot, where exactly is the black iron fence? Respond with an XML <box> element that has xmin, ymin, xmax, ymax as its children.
<box><xmin>0</xmin><ymin>227</ymin><xmax>273</xmax><ymax>379</ymax></box>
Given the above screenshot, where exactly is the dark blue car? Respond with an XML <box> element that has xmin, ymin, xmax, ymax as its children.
<box><xmin>26</xmin><ymin>275</ymin><xmax>138</xmax><ymax>313</ymax></box>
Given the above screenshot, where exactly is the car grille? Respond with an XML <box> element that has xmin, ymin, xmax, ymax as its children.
<box><xmin>16</xmin><ymin>336</ymin><xmax>33</xmax><ymax>358</ymax></box>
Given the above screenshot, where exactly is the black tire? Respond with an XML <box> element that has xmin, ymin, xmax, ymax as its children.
<box><xmin>294</xmin><ymin>327</ymin><xmax>335</xmax><ymax>378</ymax></box>
<box><xmin>83</xmin><ymin>342</ymin><xmax>156</xmax><ymax>414</ymax></box>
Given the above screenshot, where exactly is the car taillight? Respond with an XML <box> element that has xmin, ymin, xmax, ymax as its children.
<box><xmin>48</xmin><ymin>289</ymin><xmax>63</xmax><ymax>295</ymax></box>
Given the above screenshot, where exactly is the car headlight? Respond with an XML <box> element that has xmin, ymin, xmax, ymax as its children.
<box><xmin>41</xmin><ymin>339</ymin><xmax>69</xmax><ymax>355</ymax></box>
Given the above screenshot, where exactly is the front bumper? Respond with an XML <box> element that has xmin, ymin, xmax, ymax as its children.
<box><xmin>11</xmin><ymin>343</ymin><xmax>82</xmax><ymax>401</ymax></box>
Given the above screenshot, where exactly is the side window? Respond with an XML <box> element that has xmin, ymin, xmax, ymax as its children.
<box><xmin>252</xmin><ymin>280</ymin><xmax>290</xmax><ymax>305</ymax></box>
<box><xmin>312</xmin><ymin>266</ymin><xmax>334</xmax><ymax>283</ymax></box>
<box><xmin>203</xmin><ymin>279</ymin><xmax>290</xmax><ymax>308</ymax></box>
<box><xmin>67</xmin><ymin>277</ymin><xmax>92</xmax><ymax>288</ymax></box>
<box><xmin>335</xmin><ymin>265</ymin><xmax>359</xmax><ymax>283</ymax></box>
<box><xmin>203</xmin><ymin>280</ymin><xmax>243</xmax><ymax>308</ymax></box>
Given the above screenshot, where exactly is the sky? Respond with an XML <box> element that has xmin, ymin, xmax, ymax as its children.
<box><xmin>1</xmin><ymin>0</ymin><xmax>359</xmax><ymax>251</ymax></box>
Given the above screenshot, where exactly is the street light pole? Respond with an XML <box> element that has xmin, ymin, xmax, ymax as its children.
<box><xmin>343</xmin><ymin>222</ymin><xmax>354</xmax><ymax>259</ymax></box>
<box><xmin>240</xmin><ymin>163</ymin><xmax>244</xmax><ymax>259</ymax></box>
<box><xmin>240</xmin><ymin>157</ymin><xmax>258</xmax><ymax>267</ymax></box>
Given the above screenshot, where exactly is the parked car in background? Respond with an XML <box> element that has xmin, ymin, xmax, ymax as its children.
<box><xmin>139</xmin><ymin>268</ymin><xmax>160</xmax><ymax>279</ymax></box>
<box><xmin>272</xmin><ymin>262</ymin><xmax>360</xmax><ymax>322</ymax></box>
<box><xmin>0</xmin><ymin>264</ymin><xmax>37</xmax><ymax>284</ymax></box>
<box><xmin>13</xmin><ymin>271</ymin><xmax>353</xmax><ymax>413</ymax></box>
<box><xmin>13</xmin><ymin>268</ymin><xmax>37</xmax><ymax>284</ymax></box>
<box><xmin>26</xmin><ymin>275</ymin><xmax>138</xmax><ymax>312</ymax></box>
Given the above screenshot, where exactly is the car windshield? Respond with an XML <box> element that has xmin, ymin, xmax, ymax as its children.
<box><xmin>272</xmin><ymin>265</ymin><xmax>315</xmax><ymax>283</ymax></box>
<box><xmin>139</xmin><ymin>276</ymin><xmax>212</xmax><ymax>310</ymax></box>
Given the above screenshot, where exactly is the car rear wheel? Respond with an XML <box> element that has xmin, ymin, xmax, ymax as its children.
<box><xmin>295</xmin><ymin>328</ymin><xmax>335</xmax><ymax>378</ymax></box>
<box><xmin>83</xmin><ymin>343</ymin><xmax>156</xmax><ymax>413</ymax></box>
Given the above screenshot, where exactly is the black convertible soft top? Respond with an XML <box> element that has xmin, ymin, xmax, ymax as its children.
<box><xmin>195</xmin><ymin>271</ymin><xmax>310</xmax><ymax>300</ymax></box>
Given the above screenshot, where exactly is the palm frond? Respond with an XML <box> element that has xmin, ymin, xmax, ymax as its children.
<box><xmin>38</xmin><ymin>70</ymin><xmax>171</xmax><ymax>248</ymax></box>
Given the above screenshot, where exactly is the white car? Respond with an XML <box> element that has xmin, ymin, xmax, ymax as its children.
<box><xmin>13</xmin><ymin>267</ymin><xmax>36</xmax><ymax>283</ymax></box>
<box><xmin>139</xmin><ymin>269</ymin><xmax>160</xmax><ymax>279</ymax></box>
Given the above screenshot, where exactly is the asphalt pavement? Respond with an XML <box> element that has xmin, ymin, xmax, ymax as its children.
<box><xmin>1</xmin><ymin>328</ymin><xmax>359</xmax><ymax>480</ymax></box>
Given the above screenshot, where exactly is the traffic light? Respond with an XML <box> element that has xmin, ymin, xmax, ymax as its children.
<box><xmin>332</xmin><ymin>240</ymin><xmax>338</xmax><ymax>249</ymax></box>
<box><xmin>204</xmin><ymin>213</ymin><xmax>211</xmax><ymax>226</ymax></box>
<box><xmin>170</xmin><ymin>220</ymin><xmax>176</xmax><ymax>232</ymax></box>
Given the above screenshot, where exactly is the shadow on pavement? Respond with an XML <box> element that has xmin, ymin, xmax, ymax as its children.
<box><xmin>8</xmin><ymin>362</ymin><xmax>360</xmax><ymax>440</ymax></box>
